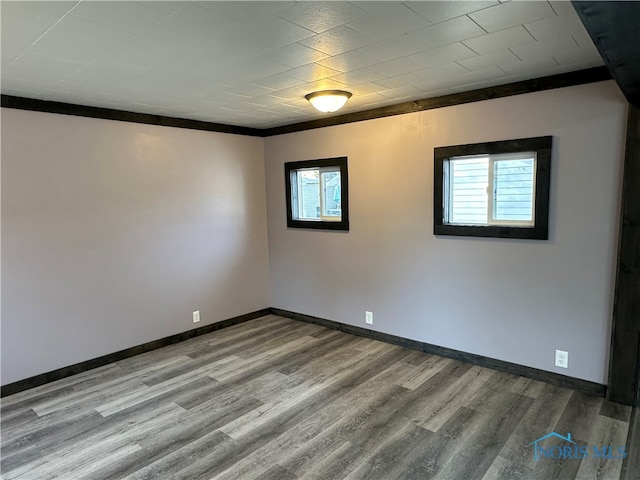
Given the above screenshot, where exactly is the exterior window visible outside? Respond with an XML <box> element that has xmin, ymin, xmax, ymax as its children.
<box><xmin>434</xmin><ymin>136</ymin><xmax>551</xmax><ymax>240</ymax></box>
<box><xmin>296</xmin><ymin>168</ymin><xmax>341</xmax><ymax>220</ymax></box>
<box><xmin>445</xmin><ymin>152</ymin><xmax>536</xmax><ymax>226</ymax></box>
<box><xmin>285</xmin><ymin>157</ymin><xmax>349</xmax><ymax>231</ymax></box>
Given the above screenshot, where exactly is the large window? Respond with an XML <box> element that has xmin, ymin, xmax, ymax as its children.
<box><xmin>434</xmin><ymin>136</ymin><xmax>551</xmax><ymax>239</ymax></box>
<box><xmin>285</xmin><ymin>157</ymin><xmax>349</xmax><ymax>231</ymax></box>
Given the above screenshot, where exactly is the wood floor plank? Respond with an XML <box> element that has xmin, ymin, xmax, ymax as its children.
<box><xmin>217</xmin><ymin>363</ymin><xmax>414</xmax><ymax>479</ymax></box>
<box><xmin>2</xmin><ymin>396</ymin><xmax>186</xmax><ymax>476</ymax></box>
<box><xmin>510</xmin><ymin>376</ymin><xmax>548</xmax><ymax>399</ymax></box>
<box><xmin>0</xmin><ymin>315</ymin><xmax>631</xmax><ymax>480</ymax></box>
<box><xmin>574</xmin><ymin>415</ymin><xmax>629</xmax><ymax>480</ymax></box>
<box><xmin>342</xmin><ymin>423</ymin><xmax>434</xmax><ymax>480</ymax></box>
<box><xmin>481</xmin><ymin>455</ymin><xmax>534</xmax><ymax>480</ymax></box>
<box><xmin>392</xmin><ymin>406</ymin><xmax>485</xmax><ymax>479</ymax></box>
<box><xmin>527</xmin><ymin>390</ymin><xmax>607</xmax><ymax>480</ymax></box>
<box><xmin>399</xmin><ymin>355</ymin><xmax>451</xmax><ymax>390</ymax></box>
<box><xmin>499</xmin><ymin>383</ymin><xmax>574</xmax><ymax>469</ymax></box>
<box><xmin>419</xmin><ymin>365</ymin><xmax>496</xmax><ymax>431</ymax></box>
<box><xmin>95</xmin><ymin>396</ymin><xmax>263</xmax><ymax>480</ymax></box>
<box><xmin>122</xmin><ymin>430</ymin><xmax>237</xmax><ymax>480</ymax></box>
<box><xmin>434</xmin><ymin>392</ymin><xmax>534</xmax><ymax>480</ymax></box>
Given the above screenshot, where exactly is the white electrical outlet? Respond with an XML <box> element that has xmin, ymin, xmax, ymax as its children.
<box><xmin>193</xmin><ymin>311</ymin><xmax>200</xmax><ymax>323</ymax></box>
<box><xmin>365</xmin><ymin>311</ymin><xmax>373</xmax><ymax>325</ymax></box>
<box><xmin>555</xmin><ymin>349</ymin><xmax>568</xmax><ymax>368</ymax></box>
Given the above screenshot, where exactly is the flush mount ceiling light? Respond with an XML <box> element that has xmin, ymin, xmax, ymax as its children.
<box><xmin>305</xmin><ymin>90</ymin><xmax>352</xmax><ymax>113</ymax></box>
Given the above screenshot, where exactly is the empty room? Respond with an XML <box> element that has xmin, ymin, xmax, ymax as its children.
<box><xmin>1</xmin><ymin>1</ymin><xmax>639</xmax><ymax>479</ymax></box>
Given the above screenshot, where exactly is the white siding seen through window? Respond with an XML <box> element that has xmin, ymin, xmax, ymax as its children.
<box><xmin>445</xmin><ymin>152</ymin><xmax>536</xmax><ymax>227</ymax></box>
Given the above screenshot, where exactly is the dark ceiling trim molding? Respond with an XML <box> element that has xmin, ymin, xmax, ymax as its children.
<box><xmin>2</xmin><ymin>67</ymin><xmax>612</xmax><ymax>138</ymax></box>
<box><xmin>0</xmin><ymin>95</ymin><xmax>264</xmax><ymax>137</ymax></box>
<box><xmin>572</xmin><ymin>1</ymin><xmax>640</xmax><ymax>106</ymax></box>
<box><xmin>262</xmin><ymin>66</ymin><xmax>612</xmax><ymax>136</ymax></box>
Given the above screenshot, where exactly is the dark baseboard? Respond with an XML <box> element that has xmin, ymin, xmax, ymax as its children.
<box><xmin>271</xmin><ymin>308</ymin><xmax>606</xmax><ymax>398</ymax></box>
<box><xmin>0</xmin><ymin>308</ymin><xmax>271</xmax><ymax>397</ymax></box>
<box><xmin>2</xmin><ymin>306</ymin><xmax>607</xmax><ymax>399</ymax></box>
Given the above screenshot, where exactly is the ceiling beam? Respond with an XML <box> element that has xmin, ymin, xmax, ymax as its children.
<box><xmin>573</xmin><ymin>1</ymin><xmax>640</xmax><ymax>105</ymax></box>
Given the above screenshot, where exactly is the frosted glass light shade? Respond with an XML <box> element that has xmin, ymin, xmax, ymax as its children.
<box><xmin>305</xmin><ymin>90</ymin><xmax>352</xmax><ymax>113</ymax></box>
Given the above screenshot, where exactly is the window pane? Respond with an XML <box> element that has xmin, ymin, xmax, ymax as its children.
<box><xmin>297</xmin><ymin>169</ymin><xmax>320</xmax><ymax>219</ymax></box>
<box><xmin>285</xmin><ymin>157</ymin><xmax>349</xmax><ymax>231</ymax></box>
<box><xmin>321</xmin><ymin>171</ymin><xmax>341</xmax><ymax>218</ymax></box>
<box><xmin>448</xmin><ymin>157</ymin><xmax>488</xmax><ymax>225</ymax></box>
<box><xmin>493</xmin><ymin>157</ymin><xmax>535</xmax><ymax>223</ymax></box>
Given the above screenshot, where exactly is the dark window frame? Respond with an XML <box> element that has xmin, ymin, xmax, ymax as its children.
<box><xmin>285</xmin><ymin>156</ymin><xmax>349</xmax><ymax>231</ymax></box>
<box><xmin>434</xmin><ymin>136</ymin><xmax>552</xmax><ymax>240</ymax></box>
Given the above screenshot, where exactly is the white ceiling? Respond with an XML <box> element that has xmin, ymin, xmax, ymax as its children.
<box><xmin>1</xmin><ymin>1</ymin><xmax>603</xmax><ymax>129</ymax></box>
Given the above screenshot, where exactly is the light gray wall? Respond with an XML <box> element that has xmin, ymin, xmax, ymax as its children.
<box><xmin>264</xmin><ymin>81</ymin><xmax>627</xmax><ymax>384</ymax></box>
<box><xmin>1</xmin><ymin>108</ymin><xmax>270</xmax><ymax>385</ymax></box>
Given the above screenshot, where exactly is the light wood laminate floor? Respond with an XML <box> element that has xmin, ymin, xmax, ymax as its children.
<box><xmin>1</xmin><ymin>315</ymin><xmax>634</xmax><ymax>479</ymax></box>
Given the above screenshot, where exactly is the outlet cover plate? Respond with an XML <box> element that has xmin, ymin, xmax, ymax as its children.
<box><xmin>193</xmin><ymin>311</ymin><xmax>200</xmax><ymax>323</ymax></box>
<box><xmin>555</xmin><ymin>349</ymin><xmax>568</xmax><ymax>368</ymax></box>
<box><xmin>365</xmin><ymin>311</ymin><xmax>373</xmax><ymax>325</ymax></box>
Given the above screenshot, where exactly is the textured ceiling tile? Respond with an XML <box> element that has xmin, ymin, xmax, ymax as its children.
<box><xmin>348</xmin><ymin>82</ymin><xmax>392</xmax><ymax>96</ymax></box>
<box><xmin>1</xmin><ymin>39</ymin><xmax>28</xmax><ymax>69</ymax></box>
<box><xmin>29</xmin><ymin>16</ymin><xmax>138</xmax><ymax>64</ymax></box>
<box><xmin>137</xmin><ymin>1</ymin><xmax>185</xmax><ymax>16</ymax></box>
<box><xmin>269</xmin><ymin>43</ymin><xmax>330</xmax><ymax>69</ymax></box>
<box><xmin>357</xmin><ymin>36</ymin><xmax>423</xmax><ymax>63</ymax></box>
<box><xmin>462</xmin><ymin>26</ymin><xmax>535</xmax><ymax>55</ymax></box>
<box><xmin>368</xmin><ymin>56</ymin><xmax>424</xmax><ymax>77</ymax></box>
<box><xmin>347</xmin><ymin>3</ymin><xmax>430</xmax><ymax>39</ymax></box>
<box><xmin>407</xmin><ymin>16</ymin><xmax>487</xmax><ymax>49</ymax></box>
<box><xmin>410</xmin><ymin>43</ymin><xmax>478</xmax><ymax>69</ymax></box>
<box><xmin>288</xmin><ymin>64</ymin><xmax>342</xmax><ymax>83</ymax></box>
<box><xmin>415</xmin><ymin>66</ymin><xmax>504</xmax><ymax>91</ymax></box>
<box><xmin>510</xmin><ymin>34</ymin><xmax>581</xmax><ymax>62</ymax></box>
<box><xmin>317</xmin><ymin>49</ymin><xmax>380</xmax><ymax>72</ymax></box>
<box><xmin>299</xmin><ymin>25</ymin><xmax>373</xmax><ymax>56</ymax></box>
<box><xmin>404</xmin><ymin>1</ymin><xmax>498</xmax><ymax>24</ymax></box>
<box><xmin>548</xmin><ymin>1</ymin><xmax>578</xmax><ymax>18</ymax></box>
<box><xmin>223</xmin><ymin>17</ymin><xmax>316</xmax><ymax>51</ymax></box>
<box><xmin>1</xmin><ymin>78</ymin><xmax>47</xmax><ymax>96</ymax></box>
<box><xmin>195</xmin><ymin>1</ymin><xmax>293</xmax><ymax>22</ymax></box>
<box><xmin>156</xmin><ymin>4</ymin><xmax>238</xmax><ymax>35</ymax></box>
<box><xmin>68</xmin><ymin>2</ymin><xmax>171</xmax><ymax>35</ymax></box>
<box><xmin>413</xmin><ymin>62</ymin><xmax>471</xmax><ymax>81</ymax></box>
<box><xmin>65</xmin><ymin>61</ymin><xmax>149</xmax><ymax>85</ymax></box>
<box><xmin>525</xmin><ymin>14</ymin><xmax>588</xmax><ymax>42</ymax></box>
<box><xmin>499</xmin><ymin>57</ymin><xmax>558</xmax><ymax>75</ymax></box>
<box><xmin>275</xmin><ymin>1</ymin><xmax>367</xmax><ymax>34</ymax></box>
<box><xmin>469</xmin><ymin>1</ymin><xmax>557</xmax><ymax>33</ymax></box>
<box><xmin>0</xmin><ymin>0</ymin><xmax>605</xmax><ymax>129</ymax></box>
<box><xmin>227</xmin><ymin>57</ymin><xmax>293</xmax><ymax>82</ymax></box>
<box><xmin>0</xmin><ymin>1</ymin><xmax>77</xmax><ymax>46</ymax></box>
<box><xmin>373</xmin><ymin>72</ymin><xmax>425</xmax><ymax>89</ymax></box>
<box><xmin>553</xmin><ymin>48</ymin><xmax>604</xmax><ymax>67</ymax></box>
<box><xmin>457</xmin><ymin>49</ymin><xmax>521</xmax><ymax>71</ymax></box>
<box><xmin>329</xmin><ymin>67</ymin><xmax>388</xmax><ymax>86</ymax></box>
<box><xmin>375</xmin><ymin>84</ymin><xmax>424</xmax><ymax>99</ymax></box>
<box><xmin>250</xmin><ymin>71</ymin><xmax>305</xmax><ymax>91</ymax></box>
<box><xmin>224</xmin><ymin>84</ymin><xmax>279</xmax><ymax>100</ymax></box>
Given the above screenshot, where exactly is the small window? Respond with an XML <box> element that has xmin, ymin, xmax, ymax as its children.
<box><xmin>434</xmin><ymin>136</ymin><xmax>551</xmax><ymax>239</ymax></box>
<box><xmin>285</xmin><ymin>157</ymin><xmax>349</xmax><ymax>231</ymax></box>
